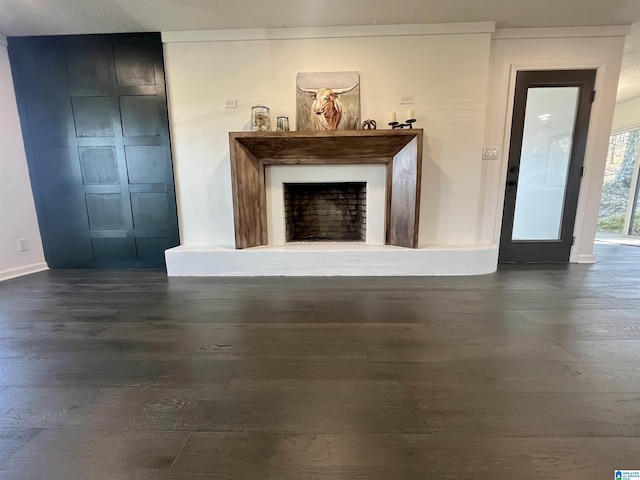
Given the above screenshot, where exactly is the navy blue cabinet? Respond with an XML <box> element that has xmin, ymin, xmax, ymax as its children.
<box><xmin>9</xmin><ymin>33</ymin><xmax>179</xmax><ymax>268</ymax></box>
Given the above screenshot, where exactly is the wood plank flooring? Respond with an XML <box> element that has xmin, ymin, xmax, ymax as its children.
<box><xmin>0</xmin><ymin>243</ymin><xmax>639</xmax><ymax>479</ymax></box>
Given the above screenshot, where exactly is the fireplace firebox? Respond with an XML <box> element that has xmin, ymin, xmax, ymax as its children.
<box><xmin>284</xmin><ymin>182</ymin><xmax>366</xmax><ymax>242</ymax></box>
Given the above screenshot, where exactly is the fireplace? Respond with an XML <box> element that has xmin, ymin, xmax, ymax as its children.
<box><xmin>284</xmin><ymin>182</ymin><xmax>366</xmax><ymax>242</ymax></box>
<box><xmin>166</xmin><ymin>128</ymin><xmax>499</xmax><ymax>276</ymax></box>
<box><xmin>229</xmin><ymin>130</ymin><xmax>423</xmax><ymax>249</ymax></box>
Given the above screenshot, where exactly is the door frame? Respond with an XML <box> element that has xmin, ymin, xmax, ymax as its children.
<box><xmin>499</xmin><ymin>69</ymin><xmax>596</xmax><ymax>263</ymax></box>
<box><xmin>492</xmin><ymin>61</ymin><xmax>606</xmax><ymax>264</ymax></box>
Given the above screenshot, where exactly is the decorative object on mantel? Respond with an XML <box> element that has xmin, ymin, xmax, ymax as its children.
<box><xmin>388</xmin><ymin>110</ymin><xmax>417</xmax><ymax>129</ymax></box>
<box><xmin>296</xmin><ymin>71</ymin><xmax>361</xmax><ymax>131</ymax></box>
<box><xmin>362</xmin><ymin>119</ymin><xmax>377</xmax><ymax>130</ymax></box>
<box><xmin>250</xmin><ymin>105</ymin><xmax>271</xmax><ymax>131</ymax></box>
<box><xmin>276</xmin><ymin>116</ymin><xmax>290</xmax><ymax>131</ymax></box>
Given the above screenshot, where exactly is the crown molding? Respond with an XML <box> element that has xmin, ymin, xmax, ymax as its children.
<box><xmin>493</xmin><ymin>25</ymin><xmax>630</xmax><ymax>40</ymax></box>
<box><xmin>162</xmin><ymin>22</ymin><xmax>495</xmax><ymax>43</ymax></box>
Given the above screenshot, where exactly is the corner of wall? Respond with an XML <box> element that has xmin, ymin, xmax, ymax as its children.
<box><xmin>0</xmin><ymin>40</ymin><xmax>48</xmax><ymax>281</ymax></box>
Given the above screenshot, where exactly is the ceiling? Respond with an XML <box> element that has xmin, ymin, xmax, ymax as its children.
<box><xmin>2</xmin><ymin>0</ymin><xmax>640</xmax><ymax>102</ymax></box>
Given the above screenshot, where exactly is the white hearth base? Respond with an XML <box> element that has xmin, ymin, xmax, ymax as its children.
<box><xmin>165</xmin><ymin>243</ymin><xmax>499</xmax><ymax>276</ymax></box>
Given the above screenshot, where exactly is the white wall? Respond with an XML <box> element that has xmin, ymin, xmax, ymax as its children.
<box><xmin>612</xmin><ymin>95</ymin><xmax>640</xmax><ymax>133</ymax></box>
<box><xmin>163</xmin><ymin>24</ymin><xmax>627</xmax><ymax>267</ymax></box>
<box><xmin>162</xmin><ymin>25</ymin><xmax>493</xmax><ymax>248</ymax></box>
<box><xmin>481</xmin><ymin>28</ymin><xmax>627</xmax><ymax>263</ymax></box>
<box><xmin>0</xmin><ymin>35</ymin><xmax>47</xmax><ymax>281</ymax></box>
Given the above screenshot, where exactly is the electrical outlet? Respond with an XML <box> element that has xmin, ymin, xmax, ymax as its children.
<box><xmin>482</xmin><ymin>147</ymin><xmax>499</xmax><ymax>160</ymax></box>
<box><xmin>224</xmin><ymin>99</ymin><xmax>238</xmax><ymax>108</ymax></box>
<box><xmin>17</xmin><ymin>238</ymin><xmax>29</xmax><ymax>252</ymax></box>
<box><xmin>399</xmin><ymin>95</ymin><xmax>413</xmax><ymax>105</ymax></box>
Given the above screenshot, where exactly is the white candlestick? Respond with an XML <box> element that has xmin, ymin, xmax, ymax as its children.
<box><xmin>407</xmin><ymin>109</ymin><xmax>415</xmax><ymax>120</ymax></box>
<box><xmin>389</xmin><ymin>112</ymin><xmax>397</xmax><ymax>123</ymax></box>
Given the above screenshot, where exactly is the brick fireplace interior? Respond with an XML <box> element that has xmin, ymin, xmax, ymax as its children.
<box><xmin>284</xmin><ymin>182</ymin><xmax>367</xmax><ymax>242</ymax></box>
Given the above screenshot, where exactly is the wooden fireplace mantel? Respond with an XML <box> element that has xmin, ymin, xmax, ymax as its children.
<box><xmin>229</xmin><ymin>129</ymin><xmax>423</xmax><ymax>249</ymax></box>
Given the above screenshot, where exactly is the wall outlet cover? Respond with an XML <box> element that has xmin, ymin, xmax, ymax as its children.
<box><xmin>17</xmin><ymin>238</ymin><xmax>29</xmax><ymax>252</ymax></box>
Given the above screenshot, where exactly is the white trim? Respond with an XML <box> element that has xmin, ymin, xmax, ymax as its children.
<box><xmin>575</xmin><ymin>254</ymin><xmax>596</xmax><ymax>264</ymax></box>
<box><xmin>493</xmin><ymin>26</ymin><xmax>630</xmax><ymax>40</ymax></box>
<box><xmin>0</xmin><ymin>262</ymin><xmax>48</xmax><ymax>282</ymax></box>
<box><xmin>0</xmin><ymin>34</ymin><xmax>7</xmax><ymax>47</ymax></box>
<box><xmin>161</xmin><ymin>22</ymin><xmax>496</xmax><ymax>43</ymax></box>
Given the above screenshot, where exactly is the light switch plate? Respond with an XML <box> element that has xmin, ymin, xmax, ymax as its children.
<box><xmin>225</xmin><ymin>99</ymin><xmax>238</xmax><ymax>108</ymax></box>
<box><xmin>482</xmin><ymin>147</ymin><xmax>499</xmax><ymax>160</ymax></box>
<box><xmin>399</xmin><ymin>95</ymin><xmax>413</xmax><ymax>104</ymax></box>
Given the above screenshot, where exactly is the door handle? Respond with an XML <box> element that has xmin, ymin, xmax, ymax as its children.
<box><xmin>506</xmin><ymin>180</ymin><xmax>517</xmax><ymax>186</ymax></box>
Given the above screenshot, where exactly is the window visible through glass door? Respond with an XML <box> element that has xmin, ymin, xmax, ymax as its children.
<box><xmin>597</xmin><ymin>130</ymin><xmax>640</xmax><ymax>237</ymax></box>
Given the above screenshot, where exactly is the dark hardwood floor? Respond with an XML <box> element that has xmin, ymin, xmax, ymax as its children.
<box><xmin>0</xmin><ymin>243</ymin><xmax>639</xmax><ymax>479</ymax></box>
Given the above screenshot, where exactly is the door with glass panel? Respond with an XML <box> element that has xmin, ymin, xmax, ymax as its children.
<box><xmin>499</xmin><ymin>70</ymin><xmax>596</xmax><ymax>263</ymax></box>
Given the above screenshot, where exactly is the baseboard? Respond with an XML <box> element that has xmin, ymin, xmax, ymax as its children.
<box><xmin>0</xmin><ymin>262</ymin><xmax>48</xmax><ymax>282</ymax></box>
<box><xmin>575</xmin><ymin>254</ymin><xmax>596</xmax><ymax>264</ymax></box>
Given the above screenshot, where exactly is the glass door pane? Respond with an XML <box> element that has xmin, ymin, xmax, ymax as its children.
<box><xmin>512</xmin><ymin>87</ymin><xmax>579</xmax><ymax>240</ymax></box>
<box><xmin>629</xmin><ymin>175</ymin><xmax>640</xmax><ymax>236</ymax></box>
<box><xmin>597</xmin><ymin>130</ymin><xmax>639</xmax><ymax>235</ymax></box>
